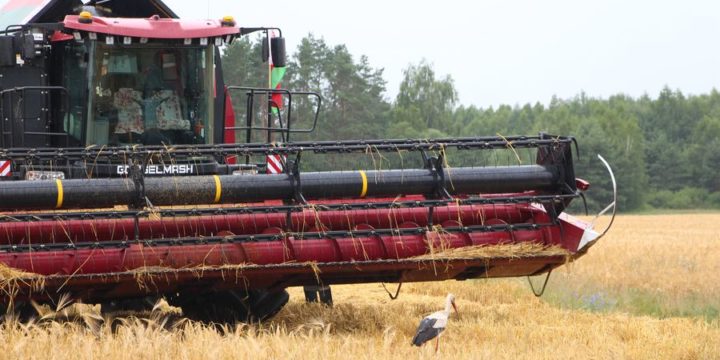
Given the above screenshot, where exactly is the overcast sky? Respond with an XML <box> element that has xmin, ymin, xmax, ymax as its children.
<box><xmin>170</xmin><ymin>0</ymin><xmax>720</xmax><ymax>108</ymax></box>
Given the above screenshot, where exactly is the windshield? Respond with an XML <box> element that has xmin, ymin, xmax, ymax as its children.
<box><xmin>86</xmin><ymin>43</ymin><xmax>214</xmax><ymax>145</ymax></box>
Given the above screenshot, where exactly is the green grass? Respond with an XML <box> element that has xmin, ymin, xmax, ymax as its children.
<box><xmin>625</xmin><ymin>208</ymin><xmax>720</xmax><ymax>215</ymax></box>
<box><xmin>536</xmin><ymin>280</ymin><xmax>720</xmax><ymax>322</ymax></box>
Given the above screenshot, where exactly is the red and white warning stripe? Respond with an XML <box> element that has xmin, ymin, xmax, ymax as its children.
<box><xmin>266</xmin><ymin>154</ymin><xmax>285</xmax><ymax>174</ymax></box>
<box><xmin>0</xmin><ymin>160</ymin><xmax>11</xmax><ymax>177</ymax></box>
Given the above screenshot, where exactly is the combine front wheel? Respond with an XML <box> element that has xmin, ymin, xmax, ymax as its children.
<box><xmin>169</xmin><ymin>289</ymin><xmax>289</xmax><ymax>324</ymax></box>
<box><xmin>100</xmin><ymin>296</ymin><xmax>159</xmax><ymax>313</ymax></box>
<box><xmin>0</xmin><ymin>301</ymin><xmax>37</xmax><ymax>322</ymax></box>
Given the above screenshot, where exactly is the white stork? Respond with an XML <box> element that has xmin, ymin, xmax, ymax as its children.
<box><xmin>411</xmin><ymin>293</ymin><xmax>458</xmax><ymax>352</ymax></box>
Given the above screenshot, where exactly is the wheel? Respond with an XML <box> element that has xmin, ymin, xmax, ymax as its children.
<box><xmin>169</xmin><ymin>288</ymin><xmax>289</xmax><ymax>324</ymax></box>
<box><xmin>0</xmin><ymin>301</ymin><xmax>37</xmax><ymax>322</ymax></box>
<box><xmin>247</xmin><ymin>289</ymin><xmax>290</xmax><ymax>321</ymax></box>
<box><xmin>100</xmin><ymin>296</ymin><xmax>158</xmax><ymax>313</ymax></box>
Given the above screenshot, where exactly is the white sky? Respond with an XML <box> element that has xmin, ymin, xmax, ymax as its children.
<box><xmin>169</xmin><ymin>0</ymin><xmax>720</xmax><ymax>108</ymax></box>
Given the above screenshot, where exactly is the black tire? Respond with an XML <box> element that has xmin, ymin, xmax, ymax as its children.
<box><xmin>247</xmin><ymin>289</ymin><xmax>290</xmax><ymax>321</ymax></box>
<box><xmin>0</xmin><ymin>301</ymin><xmax>37</xmax><ymax>323</ymax></box>
<box><xmin>169</xmin><ymin>288</ymin><xmax>289</xmax><ymax>324</ymax></box>
<box><xmin>100</xmin><ymin>296</ymin><xmax>158</xmax><ymax>313</ymax></box>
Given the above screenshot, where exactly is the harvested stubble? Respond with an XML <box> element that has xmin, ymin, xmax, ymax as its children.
<box><xmin>0</xmin><ymin>280</ymin><xmax>717</xmax><ymax>360</ymax></box>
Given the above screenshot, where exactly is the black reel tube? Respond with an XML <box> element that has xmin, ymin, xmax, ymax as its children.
<box><xmin>0</xmin><ymin>165</ymin><xmax>561</xmax><ymax>210</ymax></box>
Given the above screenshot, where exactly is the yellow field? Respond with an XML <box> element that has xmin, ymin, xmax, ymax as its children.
<box><xmin>0</xmin><ymin>214</ymin><xmax>718</xmax><ymax>359</ymax></box>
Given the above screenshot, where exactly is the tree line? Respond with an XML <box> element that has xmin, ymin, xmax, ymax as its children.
<box><xmin>222</xmin><ymin>35</ymin><xmax>720</xmax><ymax>212</ymax></box>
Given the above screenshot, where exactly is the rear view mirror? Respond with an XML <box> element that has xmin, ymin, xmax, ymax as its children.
<box><xmin>0</xmin><ymin>36</ymin><xmax>14</xmax><ymax>66</ymax></box>
<box><xmin>260</xmin><ymin>36</ymin><xmax>286</xmax><ymax>67</ymax></box>
<box><xmin>271</xmin><ymin>37</ymin><xmax>286</xmax><ymax>67</ymax></box>
<box><xmin>21</xmin><ymin>34</ymin><xmax>36</xmax><ymax>60</ymax></box>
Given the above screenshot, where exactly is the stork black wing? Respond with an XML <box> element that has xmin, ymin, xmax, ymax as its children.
<box><xmin>411</xmin><ymin>317</ymin><xmax>442</xmax><ymax>346</ymax></box>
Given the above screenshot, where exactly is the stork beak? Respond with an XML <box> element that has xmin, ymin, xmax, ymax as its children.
<box><xmin>452</xmin><ymin>300</ymin><xmax>458</xmax><ymax>314</ymax></box>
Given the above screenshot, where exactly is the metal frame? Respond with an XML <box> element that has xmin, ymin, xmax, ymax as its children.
<box><xmin>0</xmin><ymin>135</ymin><xmax>575</xmax><ymax>161</ymax></box>
<box><xmin>224</xmin><ymin>86</ymin><xmax>322</xmax><ymax>144</ymax></box>
<box><xmin>0</xmin><ymin>86</ymin><xmax>70</xmax><ymax>148</ymax></box>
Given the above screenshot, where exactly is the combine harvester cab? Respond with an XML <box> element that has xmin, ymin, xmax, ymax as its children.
<box><xmin>0</xmin><ymin>1</ymin><xmax>615</xmax><ymax>322</ymax></box>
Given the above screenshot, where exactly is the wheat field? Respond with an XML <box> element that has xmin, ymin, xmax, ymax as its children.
<box><xmin>0</xmin><ymin>214</ymin><xmax>718</xmax><ymax>359</ymax></box>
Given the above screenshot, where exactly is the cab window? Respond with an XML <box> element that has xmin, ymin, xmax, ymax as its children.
<box><xmin>86</xmin><ymin>43</ymin><xmax>213</xmax><ymax>145</ymax></box>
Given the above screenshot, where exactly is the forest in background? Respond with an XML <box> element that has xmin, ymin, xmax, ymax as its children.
<box><xmin>222</xmin><ymin>35</ymin><xmax>720</xmax><ymax>212</ymax></box>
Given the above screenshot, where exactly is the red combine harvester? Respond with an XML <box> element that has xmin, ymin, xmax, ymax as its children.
<box><xmin>0</xmin><ymin>0</ymin><xmax>615</xmax><ymax>322</ymax></box>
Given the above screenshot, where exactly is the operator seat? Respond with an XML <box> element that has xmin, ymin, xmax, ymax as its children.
<box><xmin>141</xmin><ymin>61</ymin><xmax>192</xmax><ymax>144</ymax></box>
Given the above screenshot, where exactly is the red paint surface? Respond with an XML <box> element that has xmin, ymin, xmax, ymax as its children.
<box><xmin>0</xmin><ymin>204</ymin><xmax>532</xmax><ymax>244</ymax></box>
<box><xmin>0</xmin><ymin>203</ymin><xmax>587</xmax><ymax>276</ymax></box>
<box><xmin>63</xmin><ymin>15</ymin><xmax>238</xmax><ymax>39</ymax></box>
<box><xmin>222</xmin><ymin>84</ymin><xmax>238</xmax><ymax>165</ymax></box>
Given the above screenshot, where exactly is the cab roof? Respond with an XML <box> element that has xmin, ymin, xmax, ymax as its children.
<box><xmin>63</xmin><ymin>15</ymin><xmax>238</xmax><ymax>39</ymax></box>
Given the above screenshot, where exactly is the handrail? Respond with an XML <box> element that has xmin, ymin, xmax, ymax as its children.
<box><xmin>224</xmin><ymin>86</ymin><xmax>322</xmax><ymax>142</ymax></box>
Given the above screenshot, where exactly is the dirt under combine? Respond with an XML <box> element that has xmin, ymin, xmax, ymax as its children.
<box><xmin>0</xmin><ymin>0</ymin><xmax>615</xmax><ymax>323</ymax></box>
